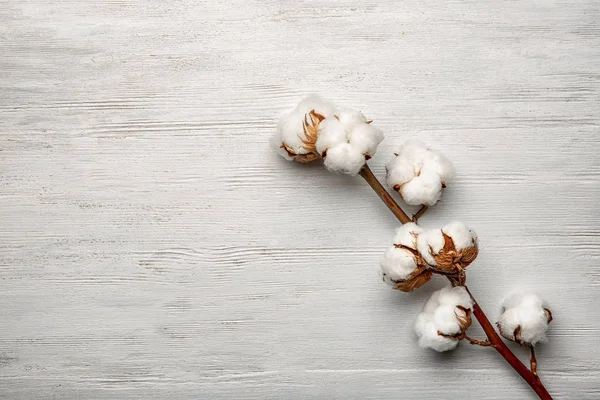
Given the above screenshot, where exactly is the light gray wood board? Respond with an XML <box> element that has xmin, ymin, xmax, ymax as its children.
<box><xmin>1</xmin><ymin>0</ymin><xmax>599</xmax><ymax>398</ymax></box>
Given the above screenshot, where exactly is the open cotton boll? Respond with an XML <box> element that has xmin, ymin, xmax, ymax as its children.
<box><xmin>497</xmin><ymin>293</ymin><xmax>552</xmax><ymax>346</ymax></box>
<box><xmin>415</xmin><ymin>222</ymin><xmax>478</xmax><ymax>274</ymax></box>
<box><xmin>348</xmin><ymin>124</ymin><xmax>384</xmax><ymax>157</ymax></box>
<box><xmin>323</xmin><ymin>143</ymin><xmax>366</xmax><ymax>175</ymax></box>
<box><xmin>415</xmin><ymin>286</ymin><xmax>473</xmax><ymax>352</ymax></box>
<box><xmin>386</xmin><ymin>140</ymin><xmax>455</xmax><ymax>206</ymax></box>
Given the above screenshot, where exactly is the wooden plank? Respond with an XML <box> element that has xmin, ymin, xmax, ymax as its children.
<box><xmin>1</xmin><ymin>0</ymin><xmax>599</xmax><ymax>398</ymax></box>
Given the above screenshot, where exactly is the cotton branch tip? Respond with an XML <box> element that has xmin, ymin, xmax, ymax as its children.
<box><xmin>275</xmin><ymin>95</ymin><xmax>384</xmax><ymax>175</ymax></box>
<box><xmin>386</xmin><ymin>140</ymin><xmax>455</xmax><ymax>206</ymax></box>
<box><xmin>497</xmin><ymin>292</ymin><xmax>552</xmax><ymax>347</ymax></box>
<box><xmin>415</xmin><ymin>286</ymin><xmax>474</xmax><ymax>352</ymax></box>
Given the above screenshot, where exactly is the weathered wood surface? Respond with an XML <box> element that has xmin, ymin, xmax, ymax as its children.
<box><xmin>1</xmin><ymin>1</ymin><xmax>599</xmax><ymax>398</ymax></box>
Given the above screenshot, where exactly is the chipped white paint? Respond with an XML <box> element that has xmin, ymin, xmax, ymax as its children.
<box><xmin>1</xmin><ymin>1</ymin><xmax>599</xmax><ymax>398</ymax></box>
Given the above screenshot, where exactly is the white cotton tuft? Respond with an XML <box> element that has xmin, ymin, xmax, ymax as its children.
<box><xmin>295</xmin><ymin>94</ymin><xmax>337</xmax><ymax>117</ymax></box>
<box><xmin>391</xmin><ymin>222</ymin><xmax>424</xmax><ymax>249</ymax></box>
<box><xmin>348</xmin><ymin>124</ymin><xmax>384</xmax><ymax>157</ymax></box>
<box><xmin>442</xmin><ymin>221</ymin><xmax>478</xmax><ymax>251</ymax></box>
<box><xmin>336</xmin><ymin>108</ymin><xmax>368</xmax><ymax>128</ymax></box>
<box><xmin>415</xmin><ymin>313</ymin><xmax>459</xmax><ymax>352</ymax></box>
<box><xmin>497</xmin><ymin>292</ymin><xmax>552</xmax><ymax>346</ymax></box>
<box><xmin>415</xmin><ymin>286</ymin><xmax>474</xmax><ymax>352</ymax></box>
<box><xmin>315</xmin><ymin>118</ymin><xmax>347</xmax><ymax>156</ymax></box>
<box><xmin>397</xmin><ymin>174</ymin><xmax>443</xmax><ymax>206</ymax></box>
<box><xmin>386</xmin><ymin>139</ymin><xmax>455</xmax><ymax>206</ymax></box>
<box><xmin>415</xmin><ymin>228</ymin><xmax>445</xmax><ymax>266</ymax></box>
<box><xmin>380</xmin><ymin>246</ymin><xmax>419</xmax><ymax>284</ymax></box>
<box><xmin>323</xmin><ymin>143</ymin><xmax>366</xmax><ymax>176</ymax></box>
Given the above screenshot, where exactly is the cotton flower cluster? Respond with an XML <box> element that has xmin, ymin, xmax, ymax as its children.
<box><xmin>386</xmin><ymin>140</ymin><xmax>454</xmax><ymax>206</ymax></box>
<box><xmin>380</xmin><ymin>223</ymin><xmax>432</xmax><ymax>292</ymax></box>
<box><xmin>415</xmin><ymin>287</ymin><xmax>474</xmax><ymax>352</ymax></box>
<box><xmin>381</xmin><ymin>221</ymin><xmax>478</xmax><ymax>292</ymax></box>
<box><xmin>497</xmin><ymin>293</ymin><xmax>553</xmax><ymax>347</ymax></box>
<box><xmin>275</xmin><ymin>95</ymin><xmax>384</xmax><ymax>175</ymax></box>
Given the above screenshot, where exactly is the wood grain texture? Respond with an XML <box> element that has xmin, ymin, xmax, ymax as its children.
<box><xmin>1</xmin><ymin>0</ymin><xmax>599</xmax><ymax>398</ymax></box>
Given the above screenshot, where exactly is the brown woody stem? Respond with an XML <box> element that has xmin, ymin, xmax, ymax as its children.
<box><xmin>413</xmin><ymin>205</ymin><xmax>428</xmax><ymax>222</ymax></box>
<box><xmin>359</xmin><ymin>164</ymin><xmax>412</xmax><ymax>224</ymax></box>
<box><xmin>357</xmin><ymin>168</ymin><xmax>552</xmax><ymax>399</ymax></box>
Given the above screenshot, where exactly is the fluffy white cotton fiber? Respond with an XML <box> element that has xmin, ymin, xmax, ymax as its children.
<box><xmin>275</xmin><ymin>95</ymin><xmax>384</xmax><ymax>175</ymax></box>
<box><xmin>381</xmin><ymin>223</ymin><xmax>424</xmax><ymax>285</ymax></box>
<box><xmin>416</xmin><ymin>221</ymin><xmax>478</xmax><ymax>271</ymax></box>
<box><xmin>386</xmin><ymin>140</ymin><xmax>455</xmax><ymax>206</ymax></box>
<box><xmin>415</xmin><ymin>286</ymin><xmax>473</xmax><ymax>352</ymax></box>
<box><xmin>497</xmin><ymin>293</ymin><xmax>552</xmax><ymax>346</ymax></box>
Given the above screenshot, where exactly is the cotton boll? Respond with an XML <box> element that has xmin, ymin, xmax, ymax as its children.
<box><xmin>380</xmin><ymin>246</ymin><xmax>419</xmax><ymax>283</ymax></box>
<box><xmin>387</xmin><ymin>140</ymin><xmax>454</xmax><ymax>206</ymax></box>
<box><xmin>414</xmin><ymin>286</ymin><xmax>473</xmax><ymax>352</ymax></box>
<box><xmin>415</xmin><ymin>223</ymin><xmax>478</xmax><ymax>273</ymax></box>
<box><xmin>348</xmin><ymin>124</ymin><xmax>384</xmax><ymax>157</ymax></box>
<box><xmin>316</xmin><ymin>118</ymin><xmax>347</xmax><ymax>156</ymax></box>
<box><xmin>296</xmin><ymin>94</ymin><xmax>336</xmax><ymax>117</ymax></box>
<box><xmin>335</xmin><ymin>108</ymin><xmax>368</xmax><ymax>128</ymax></box>
<box><xmin>398</xmin><ymin>173</ymin><xmax>444</xmax><ymax>206</ymax></box>
<box><xmin>497</xmin><ymin>292</ymin><xmax>552</xmax><ymax>346</ymax></box>
<box><xmin>416</xmin><ymin>229</ymin><xmax>445</xmax><ymax>266</ymax></box>
<box><xmin>442</xmin><ymin>221</ymin><xmax>477</xmax><ymax>251</ymax></box>
<box><xmin>392</xmin><ymin>222</ymin><xmax>424</xmax><ymax>249</ymax></box>
<box><xmin>323</xmin><ymin>143</ymin><xmax>366</xmax><ymax>175</ymax></box>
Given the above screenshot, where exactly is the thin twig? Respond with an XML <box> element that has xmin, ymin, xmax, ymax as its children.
<box><xmin>412</xmin><ymin>205</ymin><xmax>428</xmax><ymax>222</ymax></box>
<box><xmin>359</xmin><ymin>164</ymin><xmax>412</xmax><ymax>224</ymax></box>
<box><xmin>530</xmin><ymin>346</ymin><xmax>538</xmax><ymax>377</ymax></box>
<box><xmin>465</xmin><ymin>335</ymin><xmax>494</xmax><ymax>347</ymax></box>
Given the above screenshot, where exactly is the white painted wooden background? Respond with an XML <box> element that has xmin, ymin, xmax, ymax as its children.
<box><xmin>1</xmin><ymin>1</ymin><xmax>599</xmax><ymax>399</ymax></box>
